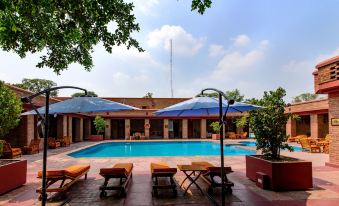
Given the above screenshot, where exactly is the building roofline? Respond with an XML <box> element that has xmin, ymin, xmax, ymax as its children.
<box><xmin>316</xmin><ymin>55</ymin><xmax>339</xmax><ymax>68</ymax></box>
<box><xmin>288</xmin><ymin>98</ymin><xmax>328</xmax><ymax>106</ymax></box>
<box><xmin>6</xmin><ymin>84</ymin><xmax>61</xmax><ymax>102</ymax></box>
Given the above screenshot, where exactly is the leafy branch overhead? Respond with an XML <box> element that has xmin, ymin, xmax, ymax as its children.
<box><xmin>0</xmin><ymin>1</ymin><xmax>212</xmax><ymax>74</ymax></box>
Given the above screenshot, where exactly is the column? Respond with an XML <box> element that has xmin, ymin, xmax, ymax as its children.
<box><xmin>63</xmin><ymin>116</ymin><xmax>68</xmax><ymax>136</ymax></box>
<box><xmin>286</xmin><ymin>117</ymin><xmax>297</xmax><ymax>137</ymax></box>
<box><xmin>145</xmin><ymin>119</ymin><xmax>150</xmax><ymax>139</ymax></box>
<box><xmin>105</xmin><ymin>119</ymin><xmax>111</xmax><ymax>140</ymax></box>
<box><xmin>310</xmin><ymin>114</ymin><xmax>319</xmax><ymax>139</ymax></box>
<box><xmin>68</xmin><ymin>116</ymin><xmax>72</xmax><ymax>143</ymax></box>
<box><xmin>125</xmin><ymin>119</ymin><xmax>130</xmax><ymax>140</ymax></box>
<box><xmin>328</xmin><ymin>95</ymin><xmax>339</xmax><ymax>166</ymax></box>
<box><xmin>79</xmin><ymin>118</ymin><xmax>83</xmax><ymax>141</ymax></box>
<box><xmin>26</xmin><ymin>115</ymin><xmax>35</xmax><ymax>145</ymax></box>
<box><xmin>200</xmin><ymin>119</ymin><xmax>206</xmax><ymax>139</ymax></box>
<box><xmin>182</xmin><ymin>119</ymin><xmax>188</xmax><ymax>139</ymax></box>
<box><xmin>163</xmin><ymin>119</ymin><xmax>169</xmax><ymax>139</ymax></box>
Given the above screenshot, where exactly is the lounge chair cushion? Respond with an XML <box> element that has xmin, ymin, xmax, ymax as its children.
<box><xmin>100</xmin><ymin>163</ymin><xmax>133</xmax><ymax>177</ymax></box>
<box><xmin>151</xmin><ymin>162</ymin><xmax>177</xmax><ymax>173</ymax></box>
<box><xmin>38</xmin><ymin>170</ymin><xmax>65</xmax><ymax>178</ymax></box>
<box><xmin>64</xmin><ymin>165</ymin><xmax>90</xmax><ymax>178</ymax></box>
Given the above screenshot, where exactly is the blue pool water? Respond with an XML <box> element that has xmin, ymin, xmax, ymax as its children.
<box><xmin>69</xmin><ymin>141</ymin><xmax>255</xmax><ymax>158</ymax></box>
<box><xmin>239</xmin><ymin>141</ymin><xmax>302</xmax><ymax>151</ymax></box>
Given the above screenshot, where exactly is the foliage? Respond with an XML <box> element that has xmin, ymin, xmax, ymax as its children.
<box><xmin>210</xmin><ymin>121</ymin><xmax>220</xmax><ymax>134</ymax></box>
<box><xmin>93</xmin><ymin>116</ymin><xmax>105</xmax><ymax>135</ymax></box>
<box><xmin>143</xmin><ymin>92</ymin><xmax>153</xmax><ymax>98</ymax></box>
<box><xmin>0</xmin><ymin>0</ymin><xmax>211</xmax><ymax>74</ymax></box>
<box><xmin>0</xmin><ymin>81</ymin><xmax>22</xmax><ymax>139</ymax></box>
<box><xmin>225</xmin><ymin>89</ymin><xmax>244</xmax><ymax>102</ymax></box>
<box><xmin>14</xmin><ymin>78</ymin><xmax>58</xmax><ymax>96</ymax></box>
<box><xmin>71</xmin><ymin>91</ymin><xmax>97</xmax><ymax>97</ymax></box>
<box><xmin>234</xmin><ymin>114</ymin><xmax>249</xmax><ymax>128</ymax></box>
<box><xmin>292</xmin><ymin>93</ymin><xmax>318</xmax><ymax>103</ymax></box>
<box><xmin>248</xmin><ymin>87</ymin><xmax>293</xmax><ymax>159</ymax></box>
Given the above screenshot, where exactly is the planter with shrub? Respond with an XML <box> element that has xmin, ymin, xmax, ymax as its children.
<box><xmin>89</xmin><ymin>116</ymin><xmax>106</xmax><ymax>141</ymax></box>
<box><xmin>210</xmin><ymin>121</ymin><xmax>220</xmax><ymax>140</ymax></box>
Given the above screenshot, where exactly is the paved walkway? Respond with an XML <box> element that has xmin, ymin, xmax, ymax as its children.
<box><xmin>0</xmin><ymin>140</ymin><xmax>338</xmax><ymax>206</ymax></box>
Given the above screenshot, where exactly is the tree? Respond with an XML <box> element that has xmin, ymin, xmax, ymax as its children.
<box><xmin>248</xmin><ymin>87</ymin><xmax>293</xmax><ymax>159</ymax></box>
<box><xmin>0</xmin><ymin>1</ymin><xmax>212</xmax><ymax>74</ymax></box>
<box><xmin>292</xmin><ymin>93</ymin><xmax>318</xmax><ymax>103</ymax></box>
<box><xmin>93</xmin><ymin>116</ymin><xmax>105</xmax><ymax>135</ymax></box>
<box><xmin>71</xmin><ymin>91</ymin><xmax>98</xmax><ymax>97</ymax></box>
<box><xmin>225</xmin><ymin>89</ymin><xmax>244</xmax><ymax>102</ymax></box>
<box><xmin>0</xmin><ymin>81</ymin><xmax>22</xmax><ymax>139</ymax></box>
<box><xmin>143</xmin><ymin>92</ymin><xmax>153</xmax><ymax>98</ymax></box>
<box><xmin>14</xmin><ymin>78</ymin><xmax>58</xmax><ymax>97</ymax></box>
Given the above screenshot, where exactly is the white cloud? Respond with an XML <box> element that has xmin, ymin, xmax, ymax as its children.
<box><xmin>132</xmin><ymin>0</ymin><xmax>159</xmax><ymax>16</ymax></box>
<box><xmin>208</xmin><ymin>44</ymin><xmax>225</xmax><ymax>57</ymax></box>
<box><xmin>233</xmin><ymin>34</ymin><xmax>250</xmax><ymax>47</ymax></box>
<box><xmin>147</xmin><ymin>25</ymin><xmax>205</xmax><ymax>56</ymax></box>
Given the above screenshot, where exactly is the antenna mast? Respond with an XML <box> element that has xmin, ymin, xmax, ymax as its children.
<box><xmin>170</xmin><ymin>39</ymin><xmax>174</xmax><ymax>98</ymax></box>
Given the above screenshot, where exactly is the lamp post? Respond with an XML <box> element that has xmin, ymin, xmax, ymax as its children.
<box><xmin>21</xmin><ymin>86</ymin><xmax>87</xmax><ymax>206</ymax></box>
<box><xmin>201</xmin><ymin>88</ymin><xmax>234</xmax><ymax>206</ymax></box>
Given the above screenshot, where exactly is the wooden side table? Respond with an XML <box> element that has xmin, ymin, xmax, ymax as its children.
<box><xmin>177</xmin><ymin>164</ymin><xmax>206</xmax><ymax>195</ymax></box>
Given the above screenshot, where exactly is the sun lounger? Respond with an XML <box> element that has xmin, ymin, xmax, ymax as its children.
<box><xmin>36</xmin><ymin>164</ymin><xmax>90</xmax><ymax>200</ymax></box>
<box><xmin>99</xmin><ymin>163</ymin><xmax>133</xmax><ymax>197</ymax></box>
<box><xmin>22</xmin><ymin>139</ymin><xmax>40</xmax><ymax>154</ymax></box>
<box><xmin>150</xmin><ymin>162</ymin><xmax>177</xmax><ymax>196</ymax></box>
<box><xmin>299</xmin><ymin>137</ymin><xmax>321</xmax><ymax>153</ymax></box>
<box><xmin>1</xmin><ymin>140</ymin><xmax>22</xmax><ymax>158</ymax></box>
<box><xmin>191</xmin><ymin>161</ymin><xmax>234</xmax><ymax>194</ymax></box>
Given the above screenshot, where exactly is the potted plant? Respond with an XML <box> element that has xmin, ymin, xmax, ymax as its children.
<box><xmin>245</xmin><ymin>87</ymin><xmax>312</xmax><ymax>191</ymax></box>
<box><xmin>210</xmin><ymin>121</ymin><xmax>220</xmax><ymax>140</ymax></box>
<box><xmin>89</xmin><ymin>116</ymin><xmax>106</xmax><ymax>141</ymax></box>
<box><xmin>0</xmin><ymin>81</ymin><xmax>27</xmax><ymax>194</ymax></box>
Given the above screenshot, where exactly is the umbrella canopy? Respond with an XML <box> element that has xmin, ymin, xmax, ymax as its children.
<box><xmin>154</xmin><ymin>96</ymin><xmax>261</xmax><ymax>116</ymax></box>
<box><xmin>22</xmin><ymin>97</ymin><xmax>139</xmax><ymax>115</ymax></box>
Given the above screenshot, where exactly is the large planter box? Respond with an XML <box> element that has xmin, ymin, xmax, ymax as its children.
<box><xmin>89</xmin><ymin>135</ymin><xmax>103</xmax><ymax>141</ymax></box>
<box><xmin>212</xmin><ymin>134</ymin><xmax>220</xmax><ymax>140</ymax></box>
<box><xmin>246</xmin><ymin>155</ymin><xmax>313</xmax><ymax>191</ymax></box>
<box><xmin>0</xmin><ymin>159</ymin><xmax>27</xmax><ymax>194</ymax></box>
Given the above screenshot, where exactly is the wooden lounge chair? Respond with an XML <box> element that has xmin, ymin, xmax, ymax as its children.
<box><xmin>299</xmin><ymin>137</ymin><xmax>321</xmax><ymax>153</ymax></box>
<box><xmin>22</xmin><ymin>139</ymin><xmax>40</xmax><ymax>154</ymax></box>
<box><xmin>227</xmin><ymin>132</ymin><xmax>237</xmax><ymax>139</ymax></box>
<box><xmin>36</xmin><ymin>164</ymin><xmax>90</xmax><ymax>200</ymax></box>
<box><xmin>150</xmin><ymin>162</ymin><xmax>177</xmax><ymax>197</ymax></box>
<box><xmin>99</xmin><ymin>163</ymin><xmax>133</xmax><ymax>197</ymax></box>
<box><xmin>1</xmin><ymin>140</ymin><xmax>22</xmax><ymax>158</ymax></box>
<box><xmin>58</xmin><ymin>136</ymin><xmax>71</xmax><ymax>147</ymax></box>
<box><xmin>191</xmin><ymin>161</ymin><xmax>234</xmax><ymax>194</ymax></box>
<box><xmin>48</xmin><ymin>137</ymin><xmax>61</xmax><ymax>149</ymax></box>
<box><xmin>236</xmin><ymin>132</ymin><xmax>248</xmax><ymax>139</ymax></box>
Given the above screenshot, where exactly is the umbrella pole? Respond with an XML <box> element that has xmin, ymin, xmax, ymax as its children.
<box><xmin>218</xmin><ymin>93</ymin><xmax>225</xmax><ymax>206</ymax></box>
<box><xmin>41</xmin><ymin>91</ymin><xmax>50</xmax><ymax>206</ymax></box>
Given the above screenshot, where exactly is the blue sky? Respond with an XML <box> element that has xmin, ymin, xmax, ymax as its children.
<box><xmin>1</xmin><ymin>0</ymin><xmax>339</xmax><ymax>102</ymax></box>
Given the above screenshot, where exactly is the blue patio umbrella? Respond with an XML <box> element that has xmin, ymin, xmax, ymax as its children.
<box><xmin>22</xmin><ymin>96</ymin><xmax>139</xmax><ymax>115</ymax></box>
<box><xmin>154</xmin><ymin>96</ymin><xmax>261</xmax><ymax>116</ymax></box>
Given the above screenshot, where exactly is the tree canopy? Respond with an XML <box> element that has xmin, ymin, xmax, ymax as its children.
<box><xmin>0</xmin><ymin>81</ymin><xmax>22</xmax><ymax>139</ymax></box>
<box><xmin>71</xmin><ymin>91</ymin><xmax>98</xmax><ymax>97</ymax></box>
<box><xmin>292</xmin><ymin>93</ymin><xmax>318</xmax><ymax>103</ymax></box>
<box><xmin>0</xmin><ymin>0</ymin><xmax>212</xmax><ymax>74</ymax></box>
<box><xmin>14</xmin><ymin>78</ymin><xmax>58</xmax><ymax>96</ymax></box>
<box><xmin>143</xmin><ymin>92</ymin><xmax>153</xmax><ymax>98</ymax></box>
<box><xmin>197</xmin><ymin>89</ymin><xmax>245</xmax><ymax>102</ymax></box>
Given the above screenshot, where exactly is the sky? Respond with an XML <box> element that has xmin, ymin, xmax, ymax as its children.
<box><xmin>1</xmin><ymin>0</ymin><xmax>339</xmax><ymax>102</ymax></box>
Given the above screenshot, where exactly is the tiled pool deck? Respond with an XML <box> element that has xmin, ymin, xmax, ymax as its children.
<box><xmin>1</xmin><ymin>140</ymin><xmax>339</xmax><ymax>206</ymax></box>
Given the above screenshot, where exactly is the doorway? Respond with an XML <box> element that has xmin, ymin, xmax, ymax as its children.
<box><xmin>111</xmin><ymin>119</ymin><xmax>125</xmax><ymax>139</ymax></box>
<box><xmin>150</xmin><ymin>119</ymin><xmax>164</xmax><ymax>139</ymax></box>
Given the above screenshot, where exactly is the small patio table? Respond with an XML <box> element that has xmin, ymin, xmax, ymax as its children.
<box><xmin>177</xmin><ymin>164</ymin><xmax>207</xmax><ymax>195</ymax></box>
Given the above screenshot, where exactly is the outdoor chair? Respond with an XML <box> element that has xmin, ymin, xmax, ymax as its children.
<box><xmin>36</xmin><ymin>164</ymin><xmax>90</xmax><ymax>200</ymax></box>
<box><xmin>150</xmin><ymin>162</ymin><xmax>177</xmax><ymax>197</ymax></box>
<box><xmin>236</xmin><ymin>132</ymin><xmax>248</xmax><ymax>139</ymax></box>
<box><xmin>317</xmin><ymin>134</ymin><xmax>330</xmax><ymax>154</ymax></box>
<box><xmin>1</xmin><ymin>140</ymin><xmax>22</xmax><ymax>159</ymax></box>
<box><xmin>191</xmin><ymin>161</ymin><xmax>234</xmax><ymax>195</ymax></box>
<box><xmin>22</xmin><ymin>139</ymin><xmax>40</xmax><ymax>154</ymax></box>
<box><xmin>299</xmin><ymin>137</ymin><xmax>321</xmax><ymax>153</ymax></box>
<box><xmin>58</xmin><ymin>136</ymin><xmax>71</xmax><ymax>147</ymax></box>
<box><xmin>48</xmin><ymin>137</ymin><xmax>61</xmax><ymax>149</ymax></box>
<box><xmin>99</xmin><ymin>163</ymin><xmax>133</xmax><ymax>197</ymax></box>
<box><xmin>288</xmin><ymin>134</ymin><xmax>307</xmax><ymax>143</ymax></box>
<box><xmin>227</xmin><ymin>132</ymin><xmax>237</xmax><ymax>139</ymax></box>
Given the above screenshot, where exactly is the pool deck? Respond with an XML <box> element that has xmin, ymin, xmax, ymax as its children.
<box><xmin>1</xmin><ymin>139</ymin><xmax>338</xmax><ymax>206</ymax></box>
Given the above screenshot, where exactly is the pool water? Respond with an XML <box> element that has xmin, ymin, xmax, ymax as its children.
<box><xmin>239</xmin><ymin>141</ymin><xmax>302</xmax><ymax>151</ymax></box>
<box><xmin>69</xmin><ymin>141</ymin><xmax>255</xmax><ymax>158</ymax></box>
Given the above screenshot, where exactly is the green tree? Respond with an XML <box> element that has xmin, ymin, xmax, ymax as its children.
<box><xmin>94</xmin><ymin>116</ymin><xmax>105</xmax><ymax>135</ymax></box>
<box><xmin>71</xmin><ymin>91</ymin><xmax>98</xmax><ymax>97</ymax></box>
<box><xmin>0</xmin><ymin>1</ymin><xmax>212</xmax><ymax>74</ymax></box>
<box><xmin>248</xmin><ymin>87</ymin><xmax>293</xmax><ymax>159</ymax></box>
<box><xmin>209</xmin><ymin>121</ymin><xmax>220</xmax><ymax>134</ymax></box>
<box><xmin>14</xmin><ymin>78</ymin><xmax>58</xmax><ymax>96</ymax></box>
<box><xmin>225</xmin><ymin>89</ymin><xmax>244</xmax><ymax>102</ymax></box>
<box><xmin>292</xmin><ymin>93</ymin><xmax>318</xmax><ymax>103</ymax></box>
<box><xmin>143</xmin><ymin>92</ymin><xmax>153</xmax><ymax>98</ymax></box>
<box><xmin>0</xmin><ymin>81</ymin><xmax>22</xmax><ymax>139</ymax></box>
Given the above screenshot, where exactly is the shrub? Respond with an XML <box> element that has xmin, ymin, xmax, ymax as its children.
<box><xmin>210</xmin><ymin>121</ymin><xmax>220</xmax><ymax>134</ymax></box>
<box><xmin>94</xmin><ymin>116</ymin><xmax>105</xmax><ymax>135</ymax></box>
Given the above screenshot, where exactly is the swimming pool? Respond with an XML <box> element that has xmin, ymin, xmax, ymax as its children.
<box><xmin>69</xmin><ymin>141</ymin><xmax>255</xmax><ymax>158</ymax></box>
<box><xmin>239</xmin><ymin>141</ymin><xmax>302</xmax><ymax>151</ymax></box>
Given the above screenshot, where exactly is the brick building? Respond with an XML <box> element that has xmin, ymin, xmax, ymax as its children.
<box><xmin>4</xmin><ymin>85</ymin><xmax>245</xmax><ymax>148</ymax></box>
